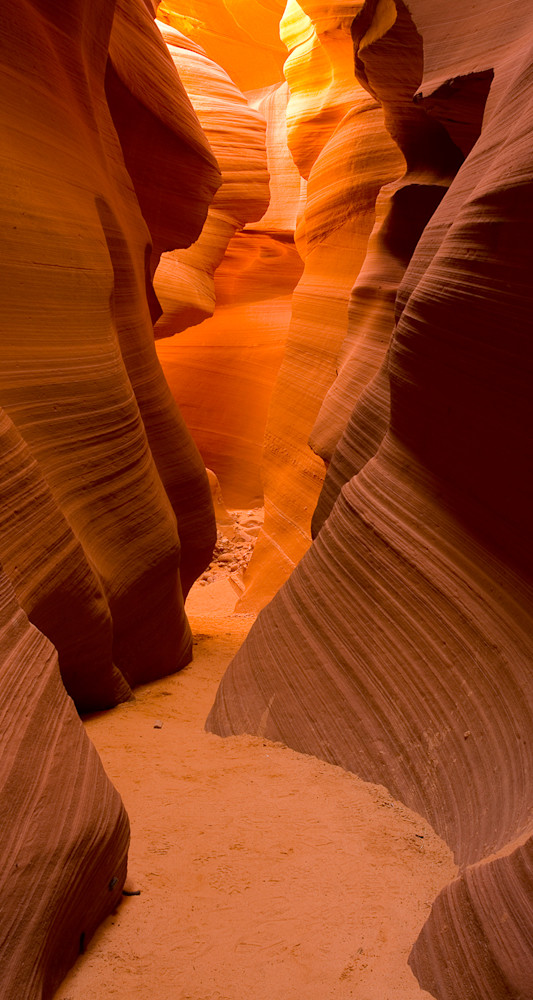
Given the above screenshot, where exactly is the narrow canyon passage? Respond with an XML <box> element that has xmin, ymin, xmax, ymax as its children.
<box><xmin>55</xmin><ymin>569</ymin><xmax>456</xmax><ymax>1000</ymax></box>
<box><xmin>2</xmin><ymin>2</ymin><xmax>533</xmax><ymax>999</ymax></box>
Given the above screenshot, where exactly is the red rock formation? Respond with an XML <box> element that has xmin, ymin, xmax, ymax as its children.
<box><xmin>237</xmin><ymin>0</ymin><xmax>405</xmax><ymax>611</ymax></box>
<box><xmin>0</xmin><ymin>410</ymin><xmax>129</xmax><ymax>712</ymax></box>
<box><xmin>208</xmin><ymin>1</ymin><xmax>533</xmax><ymax>995</ymax></box>
<box><xmin>156</xmin><ymin>59</ymin><xmax>305</xmax><ymax>508</ymax></box>
<box><xmin>0</xmin><ymin>1</ymin><xmax>218</xmax><ymax>989</ymax></box>
<box><xmin>1</xmin><ymin>0</ymin><xmax>220</xmax><ymax>705</ymax></box>
<box><xmin>152</xmin><ymin>20</ymin><xmax>270</xmax><ymax>336</ymax></box>
<box><xmin>0</xmin><ymin>569</ymin><xmax>129</xmax><ymax>999</ymax></box>
<box><xmin>156</xmin><ymin>0</ymin><xmax>287</xmax><ymax>90</ymax></box>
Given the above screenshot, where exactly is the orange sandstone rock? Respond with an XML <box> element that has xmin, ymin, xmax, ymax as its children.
<box><xmin>0</xmin><ymin>0</ymin><xmax>221</xmax><ymax>992</ymax></box>
<box><xmin>237</xmin><ymin>0</ymin><xmax>404</xmax><ymax>610</ymax></box>
<box><xmin>156</xmin><ymin>0</ymin><xmax>287</xmax><ymax>90</ymax></box>
<box><xmin>157</xmin><ymin>63</ymin><xmax>305</xmax><ymax>508</ymax></box>
<box><xmin>0</xmin><ymin>0</ymin><xmax>219</xmax><ymax>705</ymax></box>
<box><xmin>157</xmin><ymin>230</ymin><xmax>304</xmax><ymax>508</ymax></box>
<box><xmin>208</xmin><ymin>2</ymin><xmax>533</xmax><ymax>996</ymax></box>
<box><xmin>152</xmin><ymin>20</ymin><xmax>270</xmax><ymax>337</ymax></box>
<box><xmin>0</xmin><ymin>569</ymin><xmax>129</xmax><ymax>999</ymax></box>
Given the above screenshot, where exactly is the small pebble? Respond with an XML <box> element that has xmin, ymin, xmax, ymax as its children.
<box><xmin>154</xmin><ymin>720</ymin><xmax>163</xmax><ymax>729</ymax></box>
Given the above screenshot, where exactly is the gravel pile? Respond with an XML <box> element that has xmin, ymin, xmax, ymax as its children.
<box><xmin>197</xmin><ymin>509</ymin><xmax>264</xmax><ymax>588</ymax></box>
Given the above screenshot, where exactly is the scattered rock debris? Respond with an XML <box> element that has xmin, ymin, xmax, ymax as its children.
<box><xmin>197</xmin><ymin>508</ymin><xmax>264</xmax><ymax>594</ymax></box>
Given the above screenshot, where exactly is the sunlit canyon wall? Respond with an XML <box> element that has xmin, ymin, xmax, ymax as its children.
<box><xmin>208</xmin><ymin>2</ymin><xmax>533</xmax><ymax>998</ymax></box>
<box><xmin>154</xmin><ymin>0</ymin><xmax>305</xmax><ymax>508</ymax></box>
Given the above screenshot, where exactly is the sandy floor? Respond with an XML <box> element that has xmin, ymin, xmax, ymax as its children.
<box><xmin>55</xmin><ymin>576</ymin><xmax>456</xmax><ymax>1000</ymax></box>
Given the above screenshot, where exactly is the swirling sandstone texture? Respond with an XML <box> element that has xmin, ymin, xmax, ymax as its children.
<box><xmin>0</xmin><ymin>0</ymin><xmax>218</xmax><ymax>990</ymax></box>
<box><xmin>208</xmin><ymin>1</ymin><xmax>533</xmax><ymax>995</ymax></box>
<box><xmin>152</xmin><ymin>20</ymin><xmax>270</xmax><ymax>336</ymax></box>
<box><xmin>152</xmin><ymin>17</ymin><xmax>292</xmax><ymax>507</ymax></box>
<box><xmin>0</xmin><ymin>570</ymin><xmax>129</xmax><ymax>1000</ymax></box>
<box><xmin>156</xmin><ymin>0</ymin><xmax>287</xmax><ymax>90</ymax></box>
<box><xmin>1</xmin><ymin>0</ymin><xmax>220</xmax><ymax>711</ymax></box>
<box><xmin>157</xmin><ymin>64</ymin><xmax>305</xmax><ymax>507</ymax></box>
<box><xmin>236</xmin><ymin>0</ymin><xmax>405</xmax><ymax>610</ymax></box>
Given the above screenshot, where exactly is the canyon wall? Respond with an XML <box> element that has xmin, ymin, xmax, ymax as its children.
<box><xmin>156</xmin><ymin>0</ymin><xmax>287</xmax><ymax>90</ymax></box>
<box><xmin>152</xmin><ymin>13</ymin><xmax>303</xmax><ymax>507</ymax></box>
<box><xmin>0</xmin><ymin>0</ymin><xmax>220</xmax><ymax>992</ymax></box>
<box><xmin>208</xmin><ymin>1</ymin><xmax>533</xmax><ymax>996</ymax></box>
<box><xmin>236</xmin><ymin>0</ymin><xmax>406</xmax><ymax>610</ymax></box>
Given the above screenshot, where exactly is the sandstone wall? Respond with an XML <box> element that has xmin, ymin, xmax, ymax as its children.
<box><xmin>0</xmin><ymin>0</ymin><xmax>220</xmax><ymax>991</ymax></box>
<box><xmin>237</xmin><ymin>0</ymin><xmax>406</xmax><ymax>610</ymax></box>
<box><xmin>152</xmin><ymin>20</ymin><xmax>270</xmax><ymax>336</ymax></box>
<box><xmin>152</xmin><ymin>19</ymin><xmax>296</xmax><ymax>508</ymax></box>
<box><xmin>0</xmin><ymin>570</ymin><xmax>129</xmax><ymax>1000</ymax></box>
<box><xmin>208</xmin><ymin>1</ymin><xmax>533</xmax><ymax>995</ymax></box>
<box><xmin>156</xmin><ymin>0</ymin><xmax>287</xmax><ymax>90</ymax></box>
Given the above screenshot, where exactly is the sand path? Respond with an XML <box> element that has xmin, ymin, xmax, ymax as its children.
<box><xmin>55</xmin><ymin>578</ymin><xmax>456</xmax><ymax>1000</ymax></box>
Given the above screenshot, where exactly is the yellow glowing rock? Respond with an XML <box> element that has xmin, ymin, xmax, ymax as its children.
<box><xmin>157</xmin><ymin>64</ymin><xmax>305</xmax><ymax>508</ymax></box>
<box><xmin>281</xmin><ymin>0</ymin><xmax>365</xmax><ymax>177</ymax></box>
<box><xmin>153</xmin><ymin>20</ymin><xmax>270</xmax><ymax>336</ymax></box>
<box><xmin>156</xmin><ymin>0</ymin><xmax>287</xmax><ymax>89</ymax></box>
<box><xmin>247</xmin><ymin>81</ymin><xmax>307</xmax><ymax>235</ymax></box>
<box><xmin>237</xmin><ymin>1</ymin><xmax>403</xmax><ymax>611</ymax></box>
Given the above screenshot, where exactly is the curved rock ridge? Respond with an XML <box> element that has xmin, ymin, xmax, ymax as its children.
<box><xmin>208</xmin><ymin>1</ymin><xmax>533</xmax><ymax>995</ymax></box>
<box><xmin>156</xmin><ymin>0</ymin><xmax>287</xmax><ymax>90</ymax></box>
<box><xmin>156</xmin><ymin>73</ymin><xmax>305</xmax><ymax>507</ymax></box>
<box><xmin>152</xmin><ymin>19</ymin><xmax>270</xmax><ymax>337</ymax></box>
<box><xmin>0</xmin><ymin>568</ymin><xmax>129</xmax><ymax>999</ymax></box>
<box><xmin>157</xmin><ymin>230</ymin><xmax>304</xmax><ymax>508</ymax></box>
<box><xmin>246</xmin><ymin>81</ymin><xmax>307</xmax><ymax>236</ymax></box>
<box><xmin>236</xmin><ymin>0</ymin><xmax>405</xmax><ymax>611</ymax></box>
<box><xmin>311</xmin><ymin>0</ymin><xmax>479</xmax><ymax>519</ymax></box>
<box><xmin>1</xmin><ymin>0</ymin><xmax>219</xmax><ymax>704</ymax></box>
<box><xmin>282</xmin><ymin>0</ymin><xmax>365</xmax><ymax>178</ymax></box>
<box><xmin>0</xmin><ymin>409</ymin><xmax>129</xmax><ymax>712</ymax></box>
<box><xmin>108</xmin><ymin>0</ymin><xmax>221</xmax><ymax>274</ymax></box>
<box><xmin>1</xmin><ymin>0</ymin><xmax>221</xmax><ymax>992</ymax></box>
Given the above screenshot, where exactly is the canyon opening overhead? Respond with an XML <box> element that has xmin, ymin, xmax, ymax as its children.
<box><xmin>1</xmin><ymin>1</ymin><xmax>532</xmax><ymax>998</ymax></box>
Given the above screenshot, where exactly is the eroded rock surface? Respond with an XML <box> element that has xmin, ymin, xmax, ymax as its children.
<box><xmin>1</xmin><ymin>0</ymin><xmax>219</xmax><ymax>705</ymax></box>
<box><xmin>153</xmin><ymin>20</ymin><xmax>270</xmax><ymax>336</ymax></box>
<box><xmin>0</xmin><ymin>0</ymin><xmax>219</xmax><ymax>991</ymax></box>
<box><xmin>237</xmin><ymin>0</ymin><xmax>405</xmax><ymax>611</ymax></box>
<box><xmin>0</xmin><ymin>569</ymin><xmax>129</xmax><ymax>1000</ymax></box>
<box><xmin>208</xmin><ymin>2</ymin><xmax>533</xmax><ymax>996</ymax></box>
<box><xmin>156</xmin><ymin>0</ymin><xmax>287</xmax><ymax>90</ymax></box>
<box><xmin>157</xmin><ymin>61</ymin><xmax>305</xmax><ymax>507</ymax></box>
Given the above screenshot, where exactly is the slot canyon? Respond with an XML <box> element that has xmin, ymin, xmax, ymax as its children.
<box><xmin>1</xmin><ymin>0</ymin><xmax>532</xmax><ymax>997</ymax></box>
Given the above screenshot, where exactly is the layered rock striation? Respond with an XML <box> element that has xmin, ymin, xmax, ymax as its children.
<box><xmin>152</xmin><ymin>19</ymin><xmax>270</xmax><ymax>336</ymax></box>
<box><xmin>1</xmin><ymin>0</ymin><xmax>220</xmax><ymax>709</ymax></box>
<box><xmin>0</xmin><ymin>570</ymin><xmax>129</xmax><ymax>1000</ymax></box>
<box><xmin>208</xmin><ymin>1</ymin><xmax>533</xmax><ymax>996</ymax></box>
<box><xmin>237</xmin><ymin>0</ymin><xmax>405</xmax><ymax>610</ymax></box>
<box><xmin>156</xmin><ymin>53</ymin><xmax>305</xmax><ymax>507</ymax></box>
<box><xmin>1</xmin><ymin>0</ymin><xmax>220</xmax><ymax>992</ymax></box>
